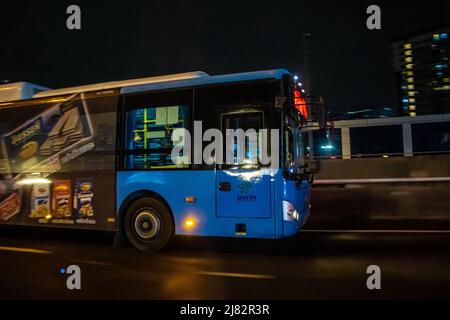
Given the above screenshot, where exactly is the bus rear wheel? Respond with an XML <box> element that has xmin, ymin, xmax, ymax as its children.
<box><xmin>124</xmin><ymin>197</ymin><xmax>174</xmax><ymax>252</ymax></box>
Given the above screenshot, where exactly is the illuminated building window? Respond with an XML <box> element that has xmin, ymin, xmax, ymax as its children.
<box><xmin>409</xmin><ymin>98</ymin><xmax>416</xmax><ymax>103</ymax></box>
<box><xmin>407</xmin><ymin>77</ymin><xmax>414</xmax><ymax>83</ymax></box>
<box><xmin>409</xmin><ymin>105</ymin><xmax>416</xmax><ymax>111</ymax></box>
<box><xmin>407</xmin><ymin>84</ymin><xmax>415</xmax><ymax>90</ymax></box>
<box><xmin>404</xmin><ymin>43</ymin><xmax>412</xmax><ymax>49</ymax></box>
<box><xmin>433</xmin><ymin>86</ymin><xmax>450</xmax><ymax>91</ymax></box>
<box><xmin>406</xmin><ymin>64</ymin><xmax>413</xmax><ymax>69</ymax></box>
<box><xmin>433</xmin><ymin>34</ymin><xmax>440</xmax><ymax>41</ymax></box>
<box><xmin>444</xmin><ymin>78</ymin><xmax>450</xmax><ymax>83</ymax></box>
<box><xmin>405</xmin><ymin>57</ymin><xmax>413</xmax><ymax>63</ymax></box>
<box><xmin>441</xmin><ymin>33</ymin><xmax>448</xmax><ymax>39</ymax></box>
<box><xmin>404</xmin><ymin>50</ymin><xmax>412</xmax><ymax>56</ymax></box>
<box><xmin>407</xmin><ymin>71</ymin><xmax>414</xmax><ymax>76</ymax></box>
<box><xmin>408</xmin><ymin>91</ymin><xmax>415</xmax><ymax>97</ymax></box>
<box><xmin>409</xmin><ymin>112</ymin><xmax>416</xmax><ymax>117</ymax></box>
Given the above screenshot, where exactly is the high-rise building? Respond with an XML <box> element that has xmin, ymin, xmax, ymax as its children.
<box><xmin>392</xmin><ymin>25</ymin><xmax>450</xmax><ymax>116</ymax></box>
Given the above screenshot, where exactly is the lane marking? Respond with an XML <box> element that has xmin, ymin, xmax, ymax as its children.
<box><xmin>70</xmin><ymin>259</ymin><xmax>112</xmax><ymax>266</ymax></box>
<box><xmin>314</xmin><ymin>177</ymin><xmax>450</xmax><ymax>185</ymax></box>
<box><xmin>0</xmin><ymin>246</ymin><xmax>52</xmax><ymax>254</ymax></box>
<box><xmin>197</xmin><ymin>271</ymin><xmax>275</xmax><ymax>279</ymax></box>
<box><xmin>303</xmin><ymin>229</ymin><xmax>450</xmax><ymax>234</ymax></box>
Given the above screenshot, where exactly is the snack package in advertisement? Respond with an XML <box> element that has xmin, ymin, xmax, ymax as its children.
<box><xmin>74</xmin><ymin>178</ymin><xmax>94</xmax><ymax>218</ymax></box>
<box><xmin>52</xmin><ymin>180</ymin><xmax>72</xmax><ymax>218</ymax></box>
<box><xmin>3</xmin><ymin>106</ymin><xmax>60</xmax><ymax>174</ymax></box>
<box><xmin>2</xmin><ymin>93</ymin><xmax>94</xmax><ymax>178</ymax></box>
<box><xmin>0</xmin><ymin>191</ymin><xmax>21</xmax><ymax>221</ymax></box>
<box><xmin>30</xmin><ymin>184</ymin><xmax>51</xmax><ymax>218</ymax></box>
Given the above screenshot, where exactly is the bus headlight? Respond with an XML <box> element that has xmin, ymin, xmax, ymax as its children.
<box><xmin>282</xmin><ymin>200</ymin><xmax>300</xmax><ymax>222</ymax></box>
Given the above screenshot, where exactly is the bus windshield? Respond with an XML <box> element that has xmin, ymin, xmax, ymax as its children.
<box><xmin>283</xmin><ymin>80</ymin><xmax>308</xmax><ymax>176</ymax></box>
<box><xmin>284</xmin><ymin>115</ymin><xmax>306</xmax><ymax>175</ymax></box>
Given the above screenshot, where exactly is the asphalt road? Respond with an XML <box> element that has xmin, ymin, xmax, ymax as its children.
<box><xmin>1</xmin><ymin>227</ymin><xmax>450</xmax><ymax>299</ymax></box>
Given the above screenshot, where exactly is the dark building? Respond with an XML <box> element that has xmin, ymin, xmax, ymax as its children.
<box><xmin>392</xmin><ymin>25</ymin><xmax>450</xmax><ymax>116</ymax></box>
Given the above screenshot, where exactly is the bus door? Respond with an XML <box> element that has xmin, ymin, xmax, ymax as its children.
<box><xmin>216</xmin><ymin>112</ymin><xmax>271</xmax><ymax>218</ymax></box>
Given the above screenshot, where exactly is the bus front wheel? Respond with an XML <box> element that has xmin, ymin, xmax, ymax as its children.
<box><xmin>124</xmin><ymin>197</ymin><xmax>174</xmax><ymax>252</ymax></box>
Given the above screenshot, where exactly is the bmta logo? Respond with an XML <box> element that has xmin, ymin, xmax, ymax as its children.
<box><xmin>60</xmin><ymin>265</ymin><xmax>81</xmax><ymax>290</ymax></box>
<box><xmin>238</xmin><ymin>181</ymin><xmax>256</xmax><ymax>201</ymax></box>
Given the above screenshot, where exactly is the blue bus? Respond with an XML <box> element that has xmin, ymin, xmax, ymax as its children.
<box><xmin>0</xmin><ymin>69</ymin><xmax>322</xmax><ymax>251</ymax></box>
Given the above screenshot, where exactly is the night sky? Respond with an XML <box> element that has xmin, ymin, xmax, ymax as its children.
<box><xmin>1</xmin><ymin>0</ymin><xmax>448</xmax><ymax>113</ymax></box>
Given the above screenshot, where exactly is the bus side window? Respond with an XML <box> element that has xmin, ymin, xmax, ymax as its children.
<box><xmin>121</xmin><ymin>91</ymin><xmax>192</xmax><ymax>170</ymax></box>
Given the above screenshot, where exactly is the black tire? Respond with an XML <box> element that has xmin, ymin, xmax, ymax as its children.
<box><xmin>123</xmin><ymin>197</ymin><xmax>174</xmax><ymax>252</ymax></box>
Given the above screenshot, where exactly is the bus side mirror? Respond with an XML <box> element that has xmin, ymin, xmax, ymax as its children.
<box><xmin>306</xmin><ymin>96</ymin><xmax>326</xmax><ymax>130</ymax></box>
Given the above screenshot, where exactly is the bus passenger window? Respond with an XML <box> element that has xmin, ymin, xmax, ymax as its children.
<box><xmin>123</xmin><ymin>105</ymin><xmax>190</xmax><ymax>169</ymax></box>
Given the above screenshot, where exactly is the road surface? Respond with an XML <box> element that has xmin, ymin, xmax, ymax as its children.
<box><xmin>1</xmin><ymin>227</ymin><xmax>449</xmax><ymax>299</ymax></box>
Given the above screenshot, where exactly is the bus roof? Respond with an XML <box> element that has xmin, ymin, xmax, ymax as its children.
<box><xmin>33</xmin><ymin>71</ymin><xmax>208</xmax><ymax>98</ymax></box>
<box><xmin>121</xmin><ymin>69</ymin><xmax>290</xmax><ymax>95</ymax></box>
<box><xmin>33</xmin><ymin>69</ymin><xmax>290</xmax><ymax>99</ymax></box>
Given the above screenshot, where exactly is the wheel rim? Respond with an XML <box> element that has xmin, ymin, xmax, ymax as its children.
<box><xmin>134</xmin><ymin>209</ymin><xmax>161</xmax><ymax>240</ymax></box>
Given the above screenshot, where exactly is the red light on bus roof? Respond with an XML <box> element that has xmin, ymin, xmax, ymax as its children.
<box><xmin>294</xmin><ymin>86</ymin><xmax>308</xmax><ymax>119</ymax></box>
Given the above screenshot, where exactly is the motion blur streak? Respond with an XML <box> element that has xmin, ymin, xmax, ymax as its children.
<box><xmin>0</xmin><ymin>246</ymin><xmax>52</xmax><ymax>254</ymax></box>
<box><xmin>196</xmin><ymin>271</ymin><xmax>275</xmax><ymax>279</ymax></box>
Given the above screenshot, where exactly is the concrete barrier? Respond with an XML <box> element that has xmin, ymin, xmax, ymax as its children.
<box><xmin>306</xmin><ymin>154</ymin><xmax>450</xmax><ymax>230</ymax></box>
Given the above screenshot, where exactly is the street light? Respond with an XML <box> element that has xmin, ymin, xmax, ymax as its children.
<box><xmin>302</xmin><ymin>33</ymin><xmax>312</xmax><ymax>94</ymax></box>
